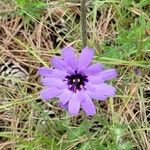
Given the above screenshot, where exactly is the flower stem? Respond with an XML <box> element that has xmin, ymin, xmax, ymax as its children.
<box><xmin>81</xmin><ymin>0</ymin><xmax>87</xmax><ymax>48</ymax></box>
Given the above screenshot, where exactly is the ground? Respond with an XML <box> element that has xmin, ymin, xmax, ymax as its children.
<box><xmin>0</xmin><ymin>0</ymin><xmax>150</xmax><ymax>150</ymax></box>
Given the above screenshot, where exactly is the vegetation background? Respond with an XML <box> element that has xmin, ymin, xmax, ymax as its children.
<box><xmin>0</xmin><ymin>0</ymin><xmax>150</xmax><ymax>149</ymax></box>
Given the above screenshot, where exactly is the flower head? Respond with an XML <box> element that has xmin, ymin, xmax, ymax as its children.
<box><xmin>38</xmin><ymin>46</ymin><xmax>117</xmax><ymax>116</ymax></box>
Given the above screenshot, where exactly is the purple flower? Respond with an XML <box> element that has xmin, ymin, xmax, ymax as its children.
<box><xmin>38</xmin><ymin>46</ymin><xmax>117</xmax><ymax>116</ymax></box>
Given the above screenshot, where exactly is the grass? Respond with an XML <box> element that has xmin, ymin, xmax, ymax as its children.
<box><xmin>0</xmin><ymin>0</ymin><xmax>150</xmax><ymax>149</ymax></box>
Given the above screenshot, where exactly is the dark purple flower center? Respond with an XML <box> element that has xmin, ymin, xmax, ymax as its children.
<box><xmin>65</xmin><ymin>71</ymin><xmax>88</xmax><ymax>92</ymax></box>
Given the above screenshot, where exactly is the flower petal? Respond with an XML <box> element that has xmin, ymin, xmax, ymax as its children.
<box><xmin>62</xmin><ymin>46</ymin><xmax>77</xmax><ymax>70</ymax></box>
<box><xmin>78</xmin><ymin>47</ymin><xmax>94</xmax><ymax>71</ymax></box>
<box><xmin>59</xmin><ymin>89</ymin><xmax>73</xmax><ymax>105</ymax></box>
<box><xmin>68</xmin><ymin>94</ymin><xmax>80</xmax><ymax>116</ymax></box>
<box><xmin>86</xmin><ymin>90</ymin><xmax>106</xmax><ymax>101</ymax></box>
<box><xmin>40</xmin><ymin>87</ymin><xmax>62</xmax><ymax>101</ymax></box>
<box><xmin>51</xmin><ymin>57</ymin><xmax>67</xmax><ymax>70</ymax></box>
<box><xmin>59</xmin><ymin>102</ymin><xmax>68</xmax><ymax>110</ymax></box>
<box><xmin>86</xmin><ymin>63</ymin><xmax>104</xmax><ymax>75</ymax></box>
<box><xmin>38</xmin><ymin>67</ymin><xmax>66</xmax><ymax>79</ymax></box>
<box><xmin>88</xmin><ymin>76</ymin><xmax>103</xmax><ymax>84</ymax></box>
<box><xmin>51</xmin><ymin>56</ymin><xmax>74</xmax><ymax>74</ymax></box>
<box><xmin>38</xmin><ymin>67</ymin><xmax>52</xmax><ymax>77</ymax></box>
<box><xmin>96</xmin><ymin>83</ymin><xmax>116</xmax><ymax>97</ymax></box>
<box><xmin>86</xmin><ymin>83</ymin><xmax>116</xmax><ymax>101</ymax></box>
<box><xmin>78</xmin><ymin>91</ymin><xmax>96</xmax><ymax>116</ymax></box>
<box><xmin>52</xmin><ymin>69</ymin><xmax>67</xmax><ymax>79</ymax></box>
<box><xmin>98</xmin><ymin>69</ymin><xmax>117</xmax><ymax>81</ymax></box>
<box><xmin>41</xmin><ymin>77</ymin><xmax>66</xmax><ymax>89</ymax></box>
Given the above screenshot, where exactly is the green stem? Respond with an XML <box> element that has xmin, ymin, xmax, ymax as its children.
<box><xmin>81</xmin><ymin>0</ymin><xmax>87</xmax><ymax>48</ymax></box>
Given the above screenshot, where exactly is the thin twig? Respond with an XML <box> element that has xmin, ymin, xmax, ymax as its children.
<box><xmin>81</xmin><ymin>0</ymin><xmax>87</xmax><ymax>48</ymax></box>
